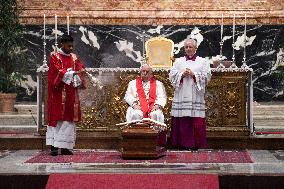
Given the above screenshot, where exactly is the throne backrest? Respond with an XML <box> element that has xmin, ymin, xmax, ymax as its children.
<box><xmin>145</xmin><ymin>37</ymin><xmax>174</xmax><ymax>68</ymax></box>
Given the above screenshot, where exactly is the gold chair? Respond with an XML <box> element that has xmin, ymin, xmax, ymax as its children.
<box><xmin>145</xmin><ymin>36</ymin><xmax>174</xmax><ymax>68</ymax></box>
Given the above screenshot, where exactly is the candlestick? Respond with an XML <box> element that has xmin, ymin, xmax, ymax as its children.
<box><xmin>242</xmin><ymin>14</ymin><xmax>248</xmax><ymax>69</ymax></box>
<box><xmin>67</xmin><ymin>15</ymin><xmax>69</xmax><ymax>35</ymax></box>
<box><xmin>43</xmin><ymin>14</ymin><xmax>47</xmax><ymax>67</ymax></box>
<box><xmin>55</xmin><ymin>14</ymin><xmax>58</xmax><ymax>50</ymax></box>
<box><xmin>230</xmin><ymin>14</ymin><xmax>237</xmax><ymax>68</ymax></box>
<box><xmin>43</xmin><ymin>14</ymin><xmax>46</xmax><ymax>39</ymax></box>
<box><xmin>244</xmin><ymin>14</ymin><xmax>247</xmax><ymax>60</ymax></box>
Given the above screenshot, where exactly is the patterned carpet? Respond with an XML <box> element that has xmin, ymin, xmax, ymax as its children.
<box><xmin>25</xmin><ymin>150</ymin><xmax>253</xmax><ymax>164</ymax></box>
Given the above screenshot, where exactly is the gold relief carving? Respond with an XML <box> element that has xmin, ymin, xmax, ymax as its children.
<box><xmin>205</xmin><ymin>72</ymin><xmax>248</xmax><ymax>135</ymax></box>
<box><xmin>41</xmin><ymin>70</ymin><xmax>250</xmax><ymax>136</ymax></box>
<box><xmin>205</xmin><ymin>78</ymin><xmax>223</xmax><ymax>128</ymax></box>
<box><xmin>222</xmin><ymin>77</ymin><xmax>246</xmax><ymax>126</ymax></box>
<box><xmin>77</xmin><ymin>72</ymin><xmax>139</xmax><ymax>131</ymax></box>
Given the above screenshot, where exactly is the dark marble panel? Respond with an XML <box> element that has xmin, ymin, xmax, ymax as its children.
<box><xmin>20</xmin><ymin>25</ymin><xmax>284</xmax><ymax>101</ymax></box>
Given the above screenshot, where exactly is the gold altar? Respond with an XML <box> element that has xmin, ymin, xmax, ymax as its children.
<box><xmin>39</xmin><ymin>68</ymin><xmax>252</xmax><ymax>138</ymax></box>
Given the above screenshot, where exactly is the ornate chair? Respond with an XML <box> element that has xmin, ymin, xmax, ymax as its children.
<box><xmin>145</xmin><ymin>36</ymin><xmax>174</xmax><ymax>68</ymax></box>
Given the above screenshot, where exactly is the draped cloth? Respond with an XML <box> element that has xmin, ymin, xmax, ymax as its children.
<box><xmin>136</xmin><ymin>77</ymin><xmax>156</xmax><ymax>118</ymax></box>
<box><xmin>46</xmin><ymin>50</ymin><xmax>85</xmax><ymax>149</ymax></box>
<box><xmin>169</xmin><ymin>56</ymin><xmax>211</xmax><ymax>148</ymax></box>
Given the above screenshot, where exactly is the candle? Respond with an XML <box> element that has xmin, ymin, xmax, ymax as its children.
<box><xmin>67</xmin><ymin>15</ymin><xmax>69</xmax><ymax>35</ymax></box>
<box><xmin>232</xmin><ymin>14</ymin><xmax>235</xmax><ymax>44</ymax></box>
<box><xmin>244</xmin><ymin>14</ymin><xmax>247</xmax><ymax>46</ymax></box>
<box><xmin>221</xmin><ymin>14</ymin><xmax>223</xmax><ymax>41</ymax></box>
<box><xmin>55</xmin><ymin>14</ymin><xmax>57</xmax><ymax>45</ymax></box>
<box><xmin>43</xmin><ymin>14</ymin><xmax>46</xmax><ymax>39</ymax></box>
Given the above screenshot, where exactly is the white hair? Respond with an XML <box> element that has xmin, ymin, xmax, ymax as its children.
<box><xmin>184</xmin><ymin>38</ymin><xmax>197</xmax><ymax>48</ymax></box>
<box><xmin>139</xmin><ymin>64</ymin><xmax>152</xmax><ymax>71</ymax></box>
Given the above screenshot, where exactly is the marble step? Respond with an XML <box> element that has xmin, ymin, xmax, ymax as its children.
<box><xmin>14</xmin><ymin>104</ymin><xmax>39</xmax><ymax>114</ymax></box>
<box><xmin>0</xmin><ymin>125</ymin><xmax>37</xmax><ymax>133</ymax></box>
<box><xmin>253</xmin><ymin>110</ymin><xmax>284</xmax><ymax>115</ymax></box>
<box><xmin>253</xmin><ymin>120</ymin><xmax>284</xmax><ymax>127</ymax></box>
<box><xmin>0</xmin><ymin>115</ymin><xmax>38</xmax><ymax>125</ymax></box>
<box><xmin>253</xmin><ymin>105</ymin><xmax>284</xmax><ymax>114</ymax></box>
<box><xmin>254</xmin><ymin>125</ymin><xmax>284</xmax><ymax>132</ymax></box>
<box><xmin>253</xmin><ymin>115</ymin><xmax>284</xmax><ymax>120</ymax></box>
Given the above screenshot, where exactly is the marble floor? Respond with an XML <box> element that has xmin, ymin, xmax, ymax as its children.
<box><xmin>0</xmin><ymin>149</ymin><xmax>283</xmax><ymax>176</ymax></box>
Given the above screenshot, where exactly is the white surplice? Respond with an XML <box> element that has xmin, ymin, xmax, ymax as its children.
<box><xmin>169</xmin><ymin>56</ymin><xmax>211</xmax><ymax>118</ymax></box>
<box><xmin>124</xmin><ymin>79</ymin><xmax>167</xmax><ymax>123</ymax></box>
<box><xmin>46</xmin><ymin>121</ymin><xmax>76</xmax><ymax>149</ymax></box>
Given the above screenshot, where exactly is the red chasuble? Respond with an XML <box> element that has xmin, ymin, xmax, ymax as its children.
<box><xmin>136</xmin><ymin>77</ymin><xmax>157</xmax><ymax>118</ymax></box>
<box><xmin>47</xmin><ymin>52</ymin><xmax>85</xmax><ymax>127</ymax></box>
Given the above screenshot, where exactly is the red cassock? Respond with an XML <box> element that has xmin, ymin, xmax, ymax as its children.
<box><xmin>47</xmin><ymin>52</ymin><xmax>85</xmax><ymax>127</ymax></box>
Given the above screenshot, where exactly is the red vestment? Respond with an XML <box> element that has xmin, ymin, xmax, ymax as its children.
<box><xmin>136</xmin><ymin>77</ymin><xmax>157</xmax><ymax>118</ymax></box>
<box><xmin>47</xmin><ymin>52</ymin><xmax>85</xmax><ymax>127</ymax></box>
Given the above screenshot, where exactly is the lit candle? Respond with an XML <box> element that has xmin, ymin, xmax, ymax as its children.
<box><xmin>221</xmin><ymin>14</ymin><xmax>223</xmax><ymax>41</ymax></box>
<box><xmin>67</xmin><ymin>15</ymin><xmax>69</xmax><ymax>35</ymax></box>
<box><xmin>43</xmin><ymin>14</ymin><xmax>46</xmax><ymax>39</ymax></box>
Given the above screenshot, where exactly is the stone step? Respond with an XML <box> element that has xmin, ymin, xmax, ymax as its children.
<box><xmin>253</xmin><ymin>105</ymin><xmax>284</xmax><ymax>111</ymax></box>
<box><xmin>0</xmin><ymin>125</ymin><xmax>37</xmax><ymax>133</ymax></box>
<box><xmin>253</xmin><ymin>110</ymin><xmax>284</xmax><ymax>116</ymax></box>
<box><xmin>254</xmin><ymin>120</ymin><xmax>284</xmax><ymax>127</ymax></box>
<box><xmin>14</xmin><ymin>104</ymin><xmax>38</xmax><ymax>114</ymax></box>
<box><xmin>253</xmin><ymin>115</ymin><xmax>284</xmax><ymax>120</ymax></box>
<box><xmin>254</xmin><ymin>125</ymin><xmax>284</xmax><ymax>132</ymax></box>
<box><xmin>0</xmin><ymin>115</ymin><xmax>38</xmax><ymax>125</ymax></box>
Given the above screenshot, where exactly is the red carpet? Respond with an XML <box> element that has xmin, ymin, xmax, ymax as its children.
<box><xmin>45</xmin><ymin>173</ymin><xmax>219</xmax><ymax>189</ymax></box>
<box><xmin>26</xmin><ymin>150</ymin><xmax>253</xmax><ymax>164</ymax></box>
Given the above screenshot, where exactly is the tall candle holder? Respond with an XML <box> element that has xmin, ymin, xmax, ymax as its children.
<box><xmin>217</xmin><ymin>14</ymin><xmax>225</xmax><ymax>69</ymax></box>
<box><xmin>43</xmin><ymin>14</ymin><xmax>47</xmax><ymax>67</ymax></box>
<box><xmin>230</xmin><ymin>14</ymin><xmax>238</xmax><ymax>68</ymax></box>
<box><xmin>241</xmin><ymin>14</ymin><xmax>248</xmax><ymax>69</ymax></box>
<box><xmin>139</xmin><ymin>31</ymin><xmax>147</xmax><ymax>66</ymax></box>
<box><xmin>55</xmin><ymin>14</ymin><xmax>58</xmax><ymax>51</ymax></box>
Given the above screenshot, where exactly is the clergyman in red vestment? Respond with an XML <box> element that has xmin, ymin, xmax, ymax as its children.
<box><xmin>46</xmin><ymin>34</ymin><xmax>85</xmax><ymax>156</ymax></box>
<box><xmin>124</xmin><ymin>64</ymin><xmax>167</xmax><ymax>145</ymax></box>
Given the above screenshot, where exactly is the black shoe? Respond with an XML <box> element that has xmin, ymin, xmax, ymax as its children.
<box><xmin>61</xmin><ymin>148</ymin><xmax>73</xmax><ymax>155</ymax></box>
<box><xmin>50</xmin><ymin>146</ymin><xmax>58</xmax><ymax>156</ymax></box>
<box><xmin>189</xmin><ymin>147</ymin><xmax>199</xmax><ymax>151</ymax></box>
<box><xmin>180</xmin><ymin>147</ymin><xmax>190</xmax><ymax>151</ymax></box>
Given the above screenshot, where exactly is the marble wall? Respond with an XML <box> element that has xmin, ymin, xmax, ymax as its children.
<box><xmin>22</xmin><ymin>24</ymin><xmax>284</xmax><ymax>101</ymax></box>
<box><xmin>15</xmin><ymin>0</ymin><xmax>284</xmax><ymax>102</ymax></box>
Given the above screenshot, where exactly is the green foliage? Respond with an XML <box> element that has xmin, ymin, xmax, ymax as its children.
<box><xmin>0</xmin><ymin>0</ymin><xmax>28</xmax><ymax>93</ymax></box>
<box><xmin>0</xmin><ymin>68</ymin><xmax>22</xmax><ymax>93</ymax></box>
